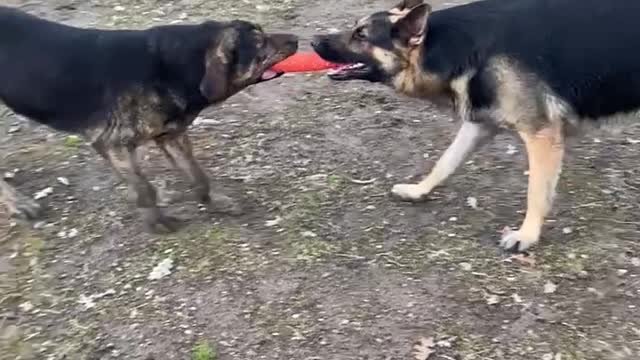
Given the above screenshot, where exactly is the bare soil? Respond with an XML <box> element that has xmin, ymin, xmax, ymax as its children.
<box><xmin>2</xmin><ymin>1</ymin><xmax>640</xmax><ymax>359</ymax></box>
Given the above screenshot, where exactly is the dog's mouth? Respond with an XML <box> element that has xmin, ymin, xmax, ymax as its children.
<box><xmin>327</xmin><ymin>62</ymin><xmax>374</xmax><ymax>81</ymax></box>
<box><xmin>258</xmin><ymin>69</ymin><xmax>284</xmax><ymax>82</ymax></box>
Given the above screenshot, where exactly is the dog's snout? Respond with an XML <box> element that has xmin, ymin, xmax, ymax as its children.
<box><xmin>311</xmin><ymin>36</ymin><xmax>323</xmax><ymax>50</ymax></box>
<box><xmin>286</xmin><ymin>35</ymin><xmax>299</xmax><ymax>48</ymax></box>
<box><xmin>271</xmin><ymin>33</ymin><xmax>299</xmax><ymax>51</ymax></box>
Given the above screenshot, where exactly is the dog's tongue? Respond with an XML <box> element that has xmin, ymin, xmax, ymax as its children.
<box><xmin>261</xmin><ymin>69</ymin><xmax>280</xmax><ymax>81</ymax></box>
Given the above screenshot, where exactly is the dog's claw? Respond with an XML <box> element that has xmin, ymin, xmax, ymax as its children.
<box><xmin>499</xmin><ymin>227</ymin><xmax>538</xmax><ymax>252</ymax></box>
<box><xmin>390</xmin><ymin>184</ymin><xmax>429</xmax><ymax>202</ymax></box>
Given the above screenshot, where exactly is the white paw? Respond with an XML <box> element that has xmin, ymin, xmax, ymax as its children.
<box><xmin>499</xmin><ymin>227</ymin><xmax>539</xmax><ymax>252</ymax></box>
<box><xmin>391</xmin><ymin>184</ymin><xmax>428</xmax><ymax>202</ymax></box>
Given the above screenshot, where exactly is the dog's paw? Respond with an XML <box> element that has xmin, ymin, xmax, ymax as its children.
<box><xmin>205</xmin><ymin>194</ymin><xmax>243</xmax><ymax>216</ymax></box>
<box><xmin>391</xmin><ymin>184</ymin><xmax>429</xmax><ymax>202</ymax></box>
<box><xmin>140</xmin><ymin>208</ymin><xmax>182</xmax><ymax>234</ymax></box>
<box><xmin>499</xmin><ymin>226</ymin><xmax>539</xmax><ymax>252</ymax></box>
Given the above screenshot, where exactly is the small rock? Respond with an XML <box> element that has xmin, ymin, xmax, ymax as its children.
<box><xmin>8</xmin><ymin>125</ymin><xmax>21</xmax><ymax>133</ymax></box>
<box><xmin>33</xmin><ymin>187</ymin><xmax>53</xmax><ymax>200</ymax></box>
<box><xmin>631</xmin><ymin>257</ymin><xmax>640</xmax><ymax>267</ymax></box>
<box><xmin>562</xmin><ymin>227</ymin><xmax>573</xmax><ymax>234</ymax></box>
<box><xmin>67</xmin><ymin>228</ymin><xmax>79</xmax><ymax>238</ymax></box>
<box><xmin>3</xmin><ymin>171</ymin><xmax>15</xmax><ymax>179</ymax></box>
<box><xmin>544</xmin><ymin>281</ymin><xmax>558</xmax><ymax>294</ymax></box>
<box><xmin>114</xmin><ymin>5</ymin><xmax>125</xmax><ymax>11</ymax></box>
<box><xmin>512</xmin><ymin>293</ymin><xmax>523</xmax><ymax>303</ymax></box>
<box><xmin>78</xmin><ymin>295</ymin><xmax>96</xmax><ymax>310</ymax></box>
<box><xmin>617</xmin><ymin>269</ymin><xmax>628</xmax><ymax>276</ymax></box>
<box><xmin>301</xmin><ymin>231</ymin><xmax>317</xmax><ymax>238</ymax></box>
<box><xmin>486</xmin><ymin>294</ymin><xmax>500</xmax><ymax>305</ymax></box>
<box><xmin>265</xmin><ymin>217</ymin><xmax>282</xmax><ymax>227</ymax></box>
<box><xmin>365</xmin><ymin>205</ymin><xmax>376</xmax><ymax>210</ymax></box>
<box><xmin>460</xmin><ymin>262</ymin><xmax>472</xmax><ymax>271</ymax></box>
<box><xmin>19</xmin><ymin>301</ymin><xmax>34</xmax><ymax>312</ymax></box>
<box><xmin>449</xmin><ymin>216</ymin><xmax>458</xmax><ymax>222</ymax></box>
<box><xmin>506</xmin><ymin>144</ymin><xmax>518</xmax><ymax>155</ymax></box>
<box><xmin>466</xmin><ymin>196</ymin><xmax>478</xmax><ymax>209</ymax></box>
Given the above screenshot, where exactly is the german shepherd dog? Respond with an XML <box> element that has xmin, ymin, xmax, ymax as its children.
<box><xmin>312</xmin><ymin>0</ymin><xmax>640</xmax><ymax>251</ymax></box>
<box><xmin>0</xmin><ymin>6</ymin><xmax>297</xmax><ymax>232</ymax></box>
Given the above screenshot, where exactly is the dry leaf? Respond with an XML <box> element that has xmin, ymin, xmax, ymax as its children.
<box><xmin>413</xmin><ymin>337</ymin><xmax>435</xmax><ymax>360</ymax></box>
<box><xmin>506</xmin><ymin>253</ymin><xmax>537</xmax><ymax>267</ymax></box>
<box><xmin>148</xmin><ymin>258</ymin><xmax>174</xmax><ymax>280</ymax></box>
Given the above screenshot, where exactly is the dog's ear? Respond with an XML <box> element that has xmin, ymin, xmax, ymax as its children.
<box><xmin>200</xmin><ymin>29</ymin><xmax>238</xmax><ymax>102</ymax></box>
<box><xmin>393</xmin><ymin>3</ymin><xmax>431</xmax><ymax>47</ymax></box>
<box><xmin>392</xmin><ymin>0</ymin><xmax>425</xmax><ymax>12</ymax></box>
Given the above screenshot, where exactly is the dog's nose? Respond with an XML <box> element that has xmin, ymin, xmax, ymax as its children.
<box><xmin>311</xmin><ymin>36</ymin><xmax>322</xmax><ymax>50</ymax></box>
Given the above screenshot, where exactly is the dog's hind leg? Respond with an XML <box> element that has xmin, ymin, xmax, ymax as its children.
<box><xmin>156</xmin><ymin>134</ymin><xmax>241</xmax><ymax>215</ymax></box>
<box><xmin>99</xmin><ymin>144</ymin><xmax>181</xmax><ymax>233</ymax></box>
<box><xmin>500</xmin><ymin>126</ymin><xmax>564</xmax><ymax>252</ymax></box>
<box><xmin>0</xmin><ymin>179</ymin><xmax>42</xmax><ymax>220</ymax></box>
<box><xmin>392</xmin><ymin>121</ymin><xmax>497</xmax><ymax>201</ymax></box>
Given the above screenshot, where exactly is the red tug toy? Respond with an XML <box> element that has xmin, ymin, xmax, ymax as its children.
<box><xmin>269</xmin><ymin>52</ymin><xmax>339</xmax><ymax>73</ymax></box>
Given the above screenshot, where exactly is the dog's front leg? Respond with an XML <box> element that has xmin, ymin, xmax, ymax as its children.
<box><xmin>156</xmin><ymin>134</ymin><xmax>241</xmax><ymax>215</ymax></box>
<box><xmin>501</xmin><ymin>126</ymin><xmax>564</xmax><ymax>251</ymax></box>
<box><xmin>392</xmin><ymin>120</ymin><xmax>496</xmax><ymax>201</ymax></box>
<box><xmin>0</xmin><ymin>179</ymin><xmax>42</xmax><ymax>220</ymax></box>
<box><xmin>102</xmin><ymin>145</ymin><xmax>181</xmax><ymax>233</ymax></box>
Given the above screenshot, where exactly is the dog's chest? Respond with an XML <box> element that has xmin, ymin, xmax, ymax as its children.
<box><xmin>112</xmin><ymin>87</ymin><xmax>196</xmax><ymax>139</ymax></box>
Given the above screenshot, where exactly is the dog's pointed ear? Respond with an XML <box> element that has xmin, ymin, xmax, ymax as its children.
<box><xmin>394</xmin><ymin>3</ymin><xmax>432</xmax><ymax>47</ymax></box>
<box><xmin>393</xmin><ymin>0</ymin><xmax>425</xmax><ymax>12</ymax></box>
<box><xmin>200</xmin><ymin>29</ymin><xmax>238</xmax><ymax>102</ymax></box>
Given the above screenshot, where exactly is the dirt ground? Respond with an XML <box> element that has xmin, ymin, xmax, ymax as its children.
<box><xmin>2</xmin><ymin>0</ymin><xmax>640</xmax><ymax>359</ymax></box>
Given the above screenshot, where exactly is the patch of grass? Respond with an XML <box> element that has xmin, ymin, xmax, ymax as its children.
<box><xmin>291</xmin><ymin>237</ymin><xmax>338</xmax><ymax>263</ymax></box>
<box><xmin>192</xmin><ymin>341</ymin><xmax>217</xmax><ymax>360</ymax></box>
<box><xmin>63</xmin><ymin>135</ymin><xmax>83</xmax><ymax>148</ymax></box>
<box><xmin>327</xmin><ymin>174</ymin><xmax>345</xmax><ymax>191</ymax></box>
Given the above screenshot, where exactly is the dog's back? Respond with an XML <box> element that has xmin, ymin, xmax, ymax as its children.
<box><xmin>0</xmin><ymin>7</ymin><xmax>159</xmax><ymax>132</ymax></box>
<box><xmin>426</xmin><ymin>0</ymin><xmax>640</xmax><ymax>121</ymax></box>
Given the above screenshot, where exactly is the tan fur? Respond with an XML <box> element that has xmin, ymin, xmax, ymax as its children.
<box><xmin>371</xmin><ymin>47</ymin><xmax>400</xmax><ymax>72</ymax></box>
<box><xmin>511</xmin><ymin>126</ymin><xmax>565</xmax><ymax>248</ymax></box>
<box><xmin>391</xmin><ymin>47</ymin><xmax>446</xmax><ymax>98</ymax></box>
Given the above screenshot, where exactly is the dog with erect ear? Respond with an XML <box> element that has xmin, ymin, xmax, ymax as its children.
<box><xmin>0</xmin><ymin>6</ymin><xmax>297</xmax><ymax>233</ymax></box>
<box><xmin>313</xmin><ymin>0</ymin><xmax>640</xmax><ymax>252</ymax></box>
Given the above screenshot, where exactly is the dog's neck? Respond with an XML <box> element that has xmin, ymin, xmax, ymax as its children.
<box><xmin>391</xmin><ymin>45</ymin><xmax>447</xmax><ymax>100</ymax></box>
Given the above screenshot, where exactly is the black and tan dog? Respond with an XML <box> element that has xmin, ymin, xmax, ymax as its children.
<box><xmin>312</xmin><ymin>0</ymin><xmax>640</xmax><ymax>251</ymax></box>
<box><xmin>0</xmin><ymin>6</ymin><xmax>297</xmax><ymax>232</ymax></box>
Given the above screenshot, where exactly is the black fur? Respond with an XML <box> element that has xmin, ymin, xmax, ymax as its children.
<box><xmin>0</xmin><ymin>6</ymin><xmax>260</xmax><ymax>133</ymax></box>
<box><xmin>421</xmin><ymin>0</ymin><xmax>640</xmax><ymax>120</ymax></box>
<box><xmin>0</xmin><ymin>6</ymin><xmax>297</xmax><ymax>232</ymax></box>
